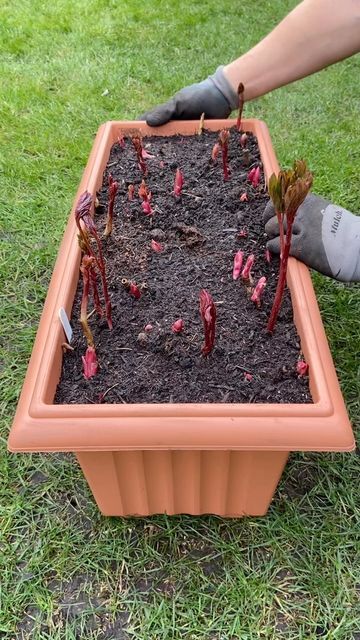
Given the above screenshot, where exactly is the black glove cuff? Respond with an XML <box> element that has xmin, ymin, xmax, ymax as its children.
<box><xmin>209</xmin><ymin>66</ymin><xmax>239</xmax><ymax>111</ymax></box>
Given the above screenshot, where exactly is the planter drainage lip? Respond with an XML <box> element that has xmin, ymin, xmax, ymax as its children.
<box><xmin>8</xmin><ymin>119</ymin><xmax>355</xmax><ymax>455</ymax></box>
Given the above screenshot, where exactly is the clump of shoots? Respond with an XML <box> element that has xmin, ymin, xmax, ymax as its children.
<box><xmin>236</xmin><ymin>82</ymin><xmax>245</xmax><ymax>132</ymax></box>
<box><xmin>118</xmin><ymin>134</ymin><xmax>126</xmax><ymax>149</ymax></box>
<box><xmin>296</xmin><ymin>360</ymin><xmax>309</xmax><ymax>376</ymax></box>
<box><xmin>75</xmin><ymin>191</ymin><xmax>113</xmax><ymax>330</ymax></box>
<box><xmin>199</xmin><ymin>289</ymin><xmax>216</xmax><ymax>356</ymax></box>
<box><xmin>151</xmin><ymin>239</ymin><xmax>164</xmax><ymax>253</ymax></box>
<box><xmin>104</xmin><ymin>174</ymin><xmax>119</xmax><ymax>237</ymax></box>
<box><xmin>128</xmin><ymin>184</ymin><xmax>135</xmax><ymax>200</ymax></box>
<box><xmin>218</xmin><ymin>129</ymin><xmax>230</xmax><ymax>180</ymax></box>
<box><xmin>131</xmin><ymin>134</ymin><xmax>147</xmax><ymax>174</ymax></box>
<box><xmin>239</xmin><ymin>192</ymin><xmax>248</xmax><ymax>202</ymax></box>
<box><xmin>211</xmin><ymin>142</ymin><xmax>220</xmax><ymax>162</ymax></box>
<box><xmin>251</xmin><ymin>276</ymin><xmax>267</xmax><ymax>308</ymax></box>
<box><xmin>240</xmin><ymin>133</ymin><xmax>248</xmax><ymax>148</ymax></box>
<box><xmin>232</xmin><ymin>250</ymin><xmax>244</xmax><ymax>280</ymax></box>
<box><xmin>198</xmin><ymin>112</ymin><xmax>205</xmax><ymax>135</ymax></box>
<box><xmin>267</xmin><ymin>160</ymin><xmax>313</xmax><ymax>333</ymax></box>
<box><xmin>248</xmin><ymin>166</ymin><xmax>261</xmax><ymax>188</ymax></box>
<box><xmin>241</xmin><ymin>254</ymin><xmax>255</xmax><ymax>284</ymax></box>
<box><xmin>171</xmin><ymin>318</ymin><xmax>184</xmax><ymax>333</ymax></box>
<box><xmin>173</xmin><ymin>168</ymin><xmax>184</xmax><ymax>197</ymax></box>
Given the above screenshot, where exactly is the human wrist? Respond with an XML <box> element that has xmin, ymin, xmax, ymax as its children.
<box><xmin>209</xmin><ymin>66</ymin><xmax>239</xmax><ymax>111</ymax></box>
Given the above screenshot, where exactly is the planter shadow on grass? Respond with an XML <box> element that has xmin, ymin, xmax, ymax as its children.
<box><xmin>8</xmin><ymin>119</ymin><xmax>355</xmax><ymax>517</ymax></box>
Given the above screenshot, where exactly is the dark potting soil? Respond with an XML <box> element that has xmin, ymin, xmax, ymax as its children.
<box><xmin>55</xmin><ymin>128</ymin><xmax>311</xmax><ymax>405</ymax></box>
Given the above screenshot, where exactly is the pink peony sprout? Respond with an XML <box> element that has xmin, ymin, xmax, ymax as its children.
<box><xmin>171</xmin><ymin>318</ymin><xmax>184</xmax><ymax>333</ymax></box>
<box><xmin>218</xmin><ymin>129</ymin><xmax>230</xmax><ymax>180</ymax></box>
<box><xmin>173</xmin><ymin>168</ymin><xmax>184</xmax><ymax>197</ymax></box>
<box><xmin>138</xmin><ymin>179</ymin><xmax>151</xmax><ymax>202</ymax></box>
<box><xmin>250</xmin><ymin>276</ymin><xmax>267</xmax><ymax>308</ymax></box>
<box><xmin>244</xmin><ymin>372</ymin><xmax>253</xmax><ymax>382</ymax></box>
<box><xmin>211</xmin><ymin>142</ymin><xmax>220</xmax><ymax>162</ymax></box>
<box><xmin>199</xmin><ymin>289</ymin><xmax>216</xmax><ymax>356</ymax></box>
<box><xmin>128</xmin><ymin>184</ymin><xmax>135</xmax><ymax>200</ymax></box>
<box><xmin>142</xmin><ymin>201</ymin><xmax>153</xmax><ymax>216</ymax></box>
<box><xmin>232</xmin><ymin>250</ymin><xmax>244</xmax><ymax>280</ymax></box>
<box><xmin>265</xmin><ymin>248</ymin><xmax>271</xmax><ymax>263</ymax></box>
<box><xmin>104</xmin><ymin>174</ymin><xmax>119</xmax><ymax>237</ymax></box>
<box><xmin>248</xmin><ymin>166</ymin><xmax>261</xmax><ymax>188</ymax></box>
<box><xmin>151</xmin><ymin>239</ymin><xmax>164</xmax><ymax>253</ymax></box>
<box><xmin>296</xmin><ymin>360</ymin><xmax>309</xmax><ymax>376</ymax></box>
<box><xmin>239</xmin><ymin>192</ymin><xmax>248</xmax><ymax>202</ymax></box>
<box><xmin>141</xmin><ymin>148</ymin><xmax>155</xmax><ymax>159</ymax></box>
<box><xmin>129</xmin><ymin>283</ymin><xmax>141</xmax><ymax>299</ymax></box>
<box><xmin>117</xmin><ymin>134</ymin><xmax>126</xmax><ymax>148</ymax></box>
<box><xmin>240</xmin><ymin>133</ymin><xmax>248</xmax><ymax>148</ymax></box>
<box><xmin>241</xmin><ymin>254</ymin><xmax>255</xmax><ymax>282</ymax></box>
<box><xmin>82</xmin><ymin>346</ymin><xmax>99</xmax><ymax>380</ymax></box>
<box><xmin>131</xmin><ymin>135</ymin><xmax>147</xmax><ymax>174</ymax></box>
<box><xmin>144</xmin><ymin>323</ymin><xmax>153</xmax><ymax>332</ymax></box>
<box><xmin>238</xmin><ymin>229</ymin><xmax>248</xmax><ymax>238</ymax></box>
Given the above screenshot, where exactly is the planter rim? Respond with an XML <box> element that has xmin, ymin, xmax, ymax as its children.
<box><xmin>8</xmin><ymin>119</ymin><xmax>355</xmax><ymax>453</ymax></box>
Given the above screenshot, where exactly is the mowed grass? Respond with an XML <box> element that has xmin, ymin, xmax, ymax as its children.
<box><xmin>1</xmin><ymin>0</ymin><xmax>359</xmax><ymax>638</ymax></box>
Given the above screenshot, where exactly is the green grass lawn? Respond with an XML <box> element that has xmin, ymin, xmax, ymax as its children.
<box><xmin>1</xmin><ymin>0</ymin><xmax>359</xmax><ymax>637</ymax></box>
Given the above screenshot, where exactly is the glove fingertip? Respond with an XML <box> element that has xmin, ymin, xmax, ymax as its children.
<box><xmin>146</xmin><ymin>111</ymin><xmax>171</xmax><ymax>127</ymax></box>
<box><xmin>263</xmin><ymin>200</ymin><xmax>276</xmax><ymax>224</ymax></box>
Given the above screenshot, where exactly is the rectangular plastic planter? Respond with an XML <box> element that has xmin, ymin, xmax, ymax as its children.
<box><xmin>8</xmin><ymin>119</ymin><xmax>355</xmax><ymax>517</ymax></box>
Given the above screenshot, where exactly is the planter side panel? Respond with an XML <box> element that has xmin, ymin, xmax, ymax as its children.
<box><xmin>76</xmin><ymin>450</ymin><xmax>289</xmax><ymax>516</ymax></box>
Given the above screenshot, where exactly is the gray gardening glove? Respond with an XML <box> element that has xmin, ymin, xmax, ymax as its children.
<box><xmin>140</xmin><ymin>66</ymin><xmax>239</xmax><ymax>126</ymax></box>
<box><xmin>264</xmin><ymin>194</ymin><xmax>360</xmax><ymax>282</ymax></box>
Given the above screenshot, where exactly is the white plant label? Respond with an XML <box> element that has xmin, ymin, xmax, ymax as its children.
<box><xmin>58</xmin><ymin>307</ymin><xmax>73</xmax><ymax>343</ymax></box>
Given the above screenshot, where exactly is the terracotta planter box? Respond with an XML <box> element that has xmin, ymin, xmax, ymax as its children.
<box><xmin>8</xmin><ymin>119</ymin><xmax>355</xmax><ymax>517</ymax></box>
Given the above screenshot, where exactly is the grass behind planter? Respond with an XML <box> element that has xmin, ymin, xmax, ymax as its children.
<box><xmin>1</xmin><ymin>0</ymin><xmax>359</xmax><ymax>637</ymax></box>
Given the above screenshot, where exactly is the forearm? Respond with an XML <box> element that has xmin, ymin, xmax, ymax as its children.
<box><xmin>224</xmin><ymin>0</ymin><xmax>360</xmax><ymax>100</ymax></box>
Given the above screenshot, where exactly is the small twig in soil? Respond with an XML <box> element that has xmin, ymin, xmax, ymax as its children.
<box><xmin>100</xmin><ymin>383</ymin><xmax>120</xmax><ymax>400</ymax></box>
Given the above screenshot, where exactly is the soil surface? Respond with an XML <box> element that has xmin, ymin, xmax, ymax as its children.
<box><xmin>55</xmin><ymin>128</ymin><xmax>311</xmax><ymax>404</ymax></box>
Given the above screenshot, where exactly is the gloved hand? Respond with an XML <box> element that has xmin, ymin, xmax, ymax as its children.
<box><xmin>264</xmin><ymin>193</ymin><xmax>360</xmax><ymax>282</ymax></box>
<box><xmin>140</xmin><ymin>66</ymin><xmax>239</xmax><ymax>126</ymax></box>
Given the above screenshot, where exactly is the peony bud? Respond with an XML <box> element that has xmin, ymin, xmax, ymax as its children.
<box><xmin>128</xmin><ymin>184</ymin><xmax>135</xmax><ymax>200</ymax></box>
<box><xmin>241</xmin><ymin>254</ymin><xmax>255</xmax><ymax>281</ymax></box>
<box><xmin>171</xmin><ymin>318</ymin><xmax>184</xmax><ymax>333</ymax></box>
<box><xmin>82</xmin><ymin>346</ymin><xmax>99</xmax><ymax>380</ymax></box>
<box><xmin>232</xmin><ymin>250</ymin><xmax>244</xmax><ymax>280</ymax></box>
<box><xmin>248</xmin><ymin>166</ymin><xmax>261</xmax><ymax>188</ymax></box>
<box><xmin>151</xmin><ymin>239</ymin><xmax>164</xmax><ymax>253</ymax></box>
<box><xmin>250</xmin><ymin>276</ymin><xmax>267</xmax><ymax>307</ymax></box>
<box><xmin>211</xmin><ymin>143</ymin><xmax>220</xmax><ymax>161</ymax></box>
<box><xmin>296</xmin><ymin>360</ymin><xmax>309</xmax><ymax>376</ymax></box>
<box><xmin>240</xmin><ymin>133</ymin><xmax>248</xmax><ymax>148</ymax></box>
<box><xmin>129</xmin><ymin>283</ymin><xmax>141</xmax><ymax>299</ymax></box>
<box><xmin>142</xmin><ymin>201</ymin><xmax>153</xmax><ymax>216</ymax></box>
<box><xmin>173</xmin><ymin>168</ymin><xmax>184</xmax><ymax>197</ymax></box>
